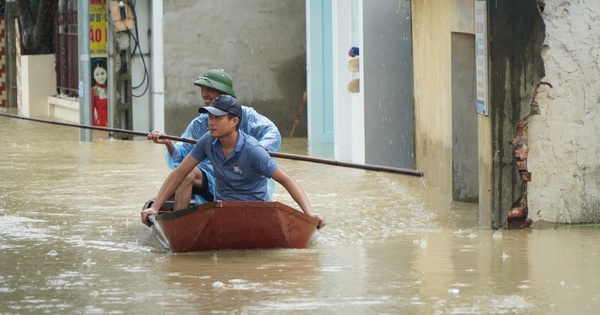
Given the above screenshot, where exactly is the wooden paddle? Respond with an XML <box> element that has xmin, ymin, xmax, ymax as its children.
<box><xmin>0</xmin><ymin>111</ymin><xmax>422</xmax><ymax>176</ymax></box>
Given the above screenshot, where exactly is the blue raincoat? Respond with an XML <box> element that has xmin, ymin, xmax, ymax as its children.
<box><xmin>165</xmin><ymin>106</ymin><xmax>282</xmax><ymax>205</ymax></box>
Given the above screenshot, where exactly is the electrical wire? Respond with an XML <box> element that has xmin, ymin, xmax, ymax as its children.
<box><xmin>105</xmin><ymin>0</ymin><xmax>150</xmax><ymax>98</ymax></box>
<box><xmin>127</xmin><ymin>0</ymin><xmax>151</xmax><ymax>98</ymax></box>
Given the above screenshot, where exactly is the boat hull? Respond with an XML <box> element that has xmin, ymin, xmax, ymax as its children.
<box><xmin>148</xmin><ymin>201</ymin><xmax>319</xmax><ymax>252</ymax></box>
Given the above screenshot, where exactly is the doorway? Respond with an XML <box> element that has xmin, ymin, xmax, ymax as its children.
<box><xmin>451</xmin><ymin>32</ymin><xmax>478</xmax><ymax>202</ymax></box>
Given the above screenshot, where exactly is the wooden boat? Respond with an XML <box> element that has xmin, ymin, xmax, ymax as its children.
<box><xmin>143</xmin><ymin>200</ymin><xmax>320</xmax><ymax>253</ymax></box>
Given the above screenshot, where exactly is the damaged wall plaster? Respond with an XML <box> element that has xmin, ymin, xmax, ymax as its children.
<box><xmin>528</xmin><ymin>0</ymin><xmax>600</xmax><ymax>224</ymax></box>
<box><xmin>488</xmin><ymin>0</ymin><xmax>545</xmax><ymax>229</ymax></box>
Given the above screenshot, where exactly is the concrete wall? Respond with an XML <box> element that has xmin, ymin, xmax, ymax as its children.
<box><xmin>451</xmin><ymin>32</ymin><xmax>478</xmax><ymax>202</ymax></box>
<box><xmin>528</xmin><ymin>1</ymin><xmax>600</xmax><ymax>224</ymax></box>
<box><xmin>411</xmin><ymin>0</ymin><xmax>475</xmax><ymax>196</ymax></box>
<box><xmin>48</xmin><ymin>96</ymin><xmax>79</xmax><ymax>123</ymax></box>
<box><xmin>18</xmin><ymin>55</ymin><xmax>56</xmax><ymax>117</ymax></box>
<box><xmin>363</xmin><ymin>0</ymin><xmax>414</xmax><ymax>170</ymax></box>
<box><xmin>488</xmin><ymin>1</ymin><xmax>545</xmax><ymax>228</ymax></box>
<box><xmin>162</xmin><ymin>0</ymin><xmax>307</xmax><ymax>138</ymax></box>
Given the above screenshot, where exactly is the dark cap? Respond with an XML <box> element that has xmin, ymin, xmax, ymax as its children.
<box><xmin>199</xmin><ymin>94</ymin><xmax>243</xmax><ymax>119</ymax></box>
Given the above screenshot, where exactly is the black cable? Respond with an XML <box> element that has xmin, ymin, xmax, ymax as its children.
<box><xmin>127</xmin><ymin>0</ymin><xmax>151</xmax><ymax>98</ymax></box>
<box><xmin>105</xmin><ymin>0</ymin><xmax>150</xmax><ymax>98</ymax></box>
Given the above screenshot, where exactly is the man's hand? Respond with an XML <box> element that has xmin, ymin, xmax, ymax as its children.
<box><xmin>147</xmin><ymin>130</ymin><xmax>170</xmax><ymax>145</ymax></box>
<box><xmin>312</xmin><ymin>213</ymin><xmax>326</xmax><ymax>230</ymax></box>
<box><xmin>141</xmin><ymin>207</ymin><xmax>159</xmax><ymax>227</ymax></box>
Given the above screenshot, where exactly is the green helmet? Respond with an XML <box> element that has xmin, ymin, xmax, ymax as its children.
<box><xmin>193</xmin><ymin>69</ymin><xmax>236</xmax><ymax>97</ymax></box>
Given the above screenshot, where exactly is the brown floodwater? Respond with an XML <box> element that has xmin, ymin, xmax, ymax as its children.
<box><xmin>1</xmin><ymin>113</ymin><xmax>599</xmax><ymax>314</ymax></box>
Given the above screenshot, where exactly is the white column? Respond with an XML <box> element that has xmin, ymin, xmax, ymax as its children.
<box><xmin>150</xmin><ymin>0</ymin><xmax>165</xmax><ymax>131</ymax></box>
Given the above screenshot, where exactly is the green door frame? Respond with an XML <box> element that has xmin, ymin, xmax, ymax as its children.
<box><xmin>307</xmin><ymin>0</ymin><xmax>334</xmax><ymax>146</ymax></box>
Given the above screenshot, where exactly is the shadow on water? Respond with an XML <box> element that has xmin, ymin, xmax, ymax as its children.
<box><xmin>1</xmin><ymin>115</ymin><xmax>600</xmax><ymax>314</ymax></box>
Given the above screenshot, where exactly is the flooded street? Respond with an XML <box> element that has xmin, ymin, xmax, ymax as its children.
<box><xmin>1</xmin><ymin>114</ymin><xmax>600</xmax><ymax>314</ymax></box>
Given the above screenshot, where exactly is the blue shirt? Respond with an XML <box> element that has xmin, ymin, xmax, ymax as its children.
<box><xmin>190</xmin><ymin>130</ymin><xmax>280</xmax><ymax>201</ymax></box>
<box><xmin>166</xmin><ymin>106</ymin><xmax>281</xmax><ymax>204</ymax></box>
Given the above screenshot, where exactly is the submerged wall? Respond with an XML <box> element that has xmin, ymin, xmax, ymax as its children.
<box><xmin>410</xmin><ymin>0</ymin><xmax>598</xmax><ymax>227</ymax></box>
<box><xmin>488</xmin><ymin>1</ymin><xmax>546</xmax><ymax>228</ymax></box>
<box><xmin>18</xmin><ymin>55</ymin><xmax>56</xmax><ymax>118</ymax></box>
<box><xmin>412</xmin><ymin>0</ymin><xmax>547</xmax><ymax>228</ymax></box>
<box><xmin>362</xmin><ymin>1</ymin><xmax>415</xmax><ymax>170</ymax></box>
<box><xmin>528</xmin><ymin>1</ymin><xmax>600</xmax><ymax>224</ymax></box>
<box><xmin>162</xmin><ymin>0</ymin><xmax>306</xmax><ymax>137</ymax></box>
<box><xmin>412</xmin><ymin>0</ymin><xmax>454</xmax><ymax>196</ymax></box>
<box><xmin>411</xmin><ymin>0</ymin><xmax>476</xmax><ymax>196</ymax></box>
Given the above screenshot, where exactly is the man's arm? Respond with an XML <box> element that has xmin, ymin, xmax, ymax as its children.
<box><xmin>141</xmin><ymin>154</ymin><xmax>200</xmax><ymax>226</ymax></box>
<box><xmin>147</xmin><ymin>130</ymin><xmax>176</xmax><ymax>154</ymax></box>
<box><xmin>148</xmin><ymin>116</ymin><xmax>209</xmax><ymax>169</ymax></box>
<box><xmin>243</xmin><ymin>107</ymin><xmax>281</xmax><ymax>152</ymax></box>
<box><xmin>271</xmin><ymin>167</ymin><xmax>326</xmax><ymax>229</ymax></box>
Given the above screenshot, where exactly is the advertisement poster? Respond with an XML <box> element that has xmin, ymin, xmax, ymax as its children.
<box><xmin>475</xmin><ymin>1</ymin><xmax>489</xmax><ymax>116</ymax></box>
<box><xmin>90</xmin><ymin>0</ymin><xmax>108</xmax><ymax>126</ymax></box>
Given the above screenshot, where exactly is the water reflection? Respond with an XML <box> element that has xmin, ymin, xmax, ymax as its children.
<box><xmin>1</xmin><ymin>114</ymin><xmax>600</xmax><ymax>314</ymax></box>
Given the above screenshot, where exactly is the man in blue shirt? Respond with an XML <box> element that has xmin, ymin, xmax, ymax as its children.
<box><xmin>142</xmin><ymin>95</ymin><xmax>326</xmax><ymax>229</ymax></box>
<box><xmin>147</xmin><ymin>69</ymin><xmax>281</xmax><ymax>210</ymax></box>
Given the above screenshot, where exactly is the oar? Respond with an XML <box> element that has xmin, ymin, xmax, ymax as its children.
<box><xmin>267</xmin><ymin>152</ymin><xmax>422</xmax><ymax>176</ymax></box>
<box><xmin>0</xmin><ymin>111</ymin><xmax>195</xmax><ymax>144</ymax></box>
<box><xmin>0</xmin><ymin>111</ymin><xmax>422</xmax><ymax>176</ymax></box>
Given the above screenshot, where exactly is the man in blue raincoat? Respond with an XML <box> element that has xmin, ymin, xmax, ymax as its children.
<box><xmin>147</xmin><ymin>69</ymin><xmax>281</xmax><ymax>210</ymax></box>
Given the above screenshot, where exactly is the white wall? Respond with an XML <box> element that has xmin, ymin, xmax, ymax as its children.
<box><xmin>331</xmin><ymin>0</ymin><xmax>364</xmax><ymax>163</ymax></box>
<box><xmin>528</xmin><ymin>1</ymin><xmax>600</xmax><ymax>223</ymax></box>
<box><xmin>19</xmin><ymin>55</ymin><xmax>56</xmax><ymax>117</ymax></box>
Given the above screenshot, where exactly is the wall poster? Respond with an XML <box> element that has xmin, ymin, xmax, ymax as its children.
<box><xmin>90</xmin><ymin>0</ymin><xmax>109</xmax><ymax>126</ymax></box>
<box><xmin>475</xmin><ymin>1</ymin><xmax>489</xmax><ymax>116</ymax></box>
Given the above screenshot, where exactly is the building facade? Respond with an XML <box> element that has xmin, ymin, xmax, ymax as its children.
<box><xmin>307</xmin><ymin>0</ymin><xmax>600</xmax><ymax>228</ymax></box>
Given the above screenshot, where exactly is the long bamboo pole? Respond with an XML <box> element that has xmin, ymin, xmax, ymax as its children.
<box><xmin>0</xmin><ymin>112</ymin><xmax>423</xmax><ymax>176</ymax></box>
<box><xmin>0</xmin><ymin>112</ymin><xmax>195</xmax><ymax>143</ymax></box>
